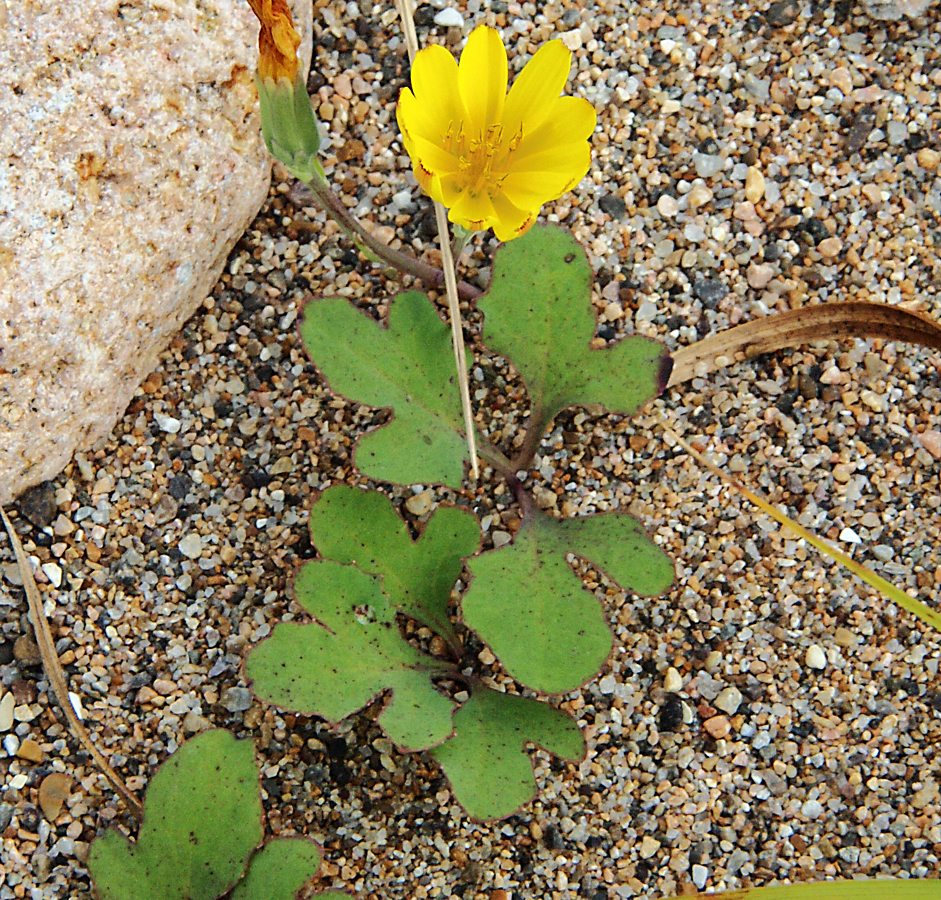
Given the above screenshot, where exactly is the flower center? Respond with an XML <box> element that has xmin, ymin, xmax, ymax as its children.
<box><xmin>444</xmin><ymin>120</ymin><xmax>523</xmax><ymax>194</ymax></box>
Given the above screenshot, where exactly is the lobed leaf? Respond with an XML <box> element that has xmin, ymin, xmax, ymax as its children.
<box><xmin>88</xmin><ymin>730</ymin><xmax>263</xmax><ymax>900</ymax></box>
<box><xmin>309</xmin><ymin>485</ymin><xmax>479</xmax><ymax>641</ymax></box>
<box><xmin>431</xmin><ymin>687</ymin><xmax>585</xmax><ymax>821</ymax></box>
<box><xmin>246</xmin><ymin>561</ymin><xmax>456</xmax><ymax>751</ymax></box>
<box><xmin>462</xmin><ymin>509</ymin><xmax>674</xmax><ymax>694</ymax></box>
<box><xmin>232</xmin><ymin>838</ymin><xmax>343</xmax><ymax>900</ymax></box>
<box><xmin>478</xmin><ymin>225</ymin><xmax>671</xmax><ymax>441</ymax></box>
<box><xmin>300</xmin><ymin>291</ymin><xmax>468</xmax><ymax>487</ymax></box>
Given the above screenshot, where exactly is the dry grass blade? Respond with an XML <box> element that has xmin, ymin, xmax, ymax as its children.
<box><xmin>660</xmin><ymin>429</ymin><xmax>941</xmax><ymax>634</ymax></box>
<box><xmin>668</xmin><ymin>301</ymin><xmax>941</xmax><ymax>387</ymax></box>
<box><xmin>664</xmin><ymin>878</ymin><xmax>941</xmax><ymax>899</ymax></box>
<box><xmin>1</xmin><ymin>508</ymin><xmax>144</xmax><ymax>818</ymax></box>
<box><xmin>394</xmin><ymin>0</ymin><xmax>479</xmax><ymax>481</ymax></box>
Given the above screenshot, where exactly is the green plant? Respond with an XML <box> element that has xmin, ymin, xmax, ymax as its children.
<box><xmin>88</xmin><ymin>729</ymin><xmax>346</xmax><ymax>899</ymax></box>
<box><xmin>245</xmin><ymin>224</ymin><xmax>674</xmax><ymax>820</ymax></box>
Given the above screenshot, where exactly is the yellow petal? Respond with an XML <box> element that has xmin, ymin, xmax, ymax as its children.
<box><xmin>458</xmin><ymin>26</ymin><xmax>507</xmax><ymax>132</ymax></box>
<box><xmin>504</xmin><ymin>40</ymin><xmax>571</xmax><ymax>137</ymax></box>
<box><xmin>409</xmin><ymin>44</ymin><xmax>464</xmax><ymax>134</ymax></box>
<box><xmin>449</xmin><ymin>189</ymin><xmax>497</xmax><ymax>232</ymax></box>
<box><xmin>501</xmin><ymin>142</ymin><xmax>591</xmax><ymax>208</ymax></box>
<box><xmin>490</xmin><ymin>192</ymin><xmax>536</xmax><ymax>241</ymax></box>
<box><xmin>512</xmin><ymin>97</ymin><xmax>596</xmax><ymax>163</ymax></box>
<box><xmin>401</xmin><ymin>129</ymin><xmax>460</xmax><ymax>177</ymax></box>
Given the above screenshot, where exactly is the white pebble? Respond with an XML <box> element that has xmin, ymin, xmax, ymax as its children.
<box><xmin>155</xmin><ymin>414</ymin><xmax>181</xmax><ymax>434</ymax></box>
<box><xmin>657</xmin><ymin>194</ymin><xmax>679</xmax><ymax>217</ymax></box>
<box><xmin>0</xmin><ymin>693</ymin><xmax>14</xmax><ymax>731</ymax></box>
<box><xmin>179</xmin><ymin>533</ymin><xmax>204</xmax><ymax>560</ymax></box>
<box><xmin>433</xmin><ymin>8</ymin><xmax>464</xmax><ymax>27</ymax></box>
<box><xmin>714</xmin><ymin>686</ymin><xmax>743</xmax><ymax>715</ymax></box>
<box><xmin>663</xmin><ymin>666</ymin><xmax>683</xmax><ymax>692</ymax></box>
<box><xmin>41</xmin><ymin>562</ymin><xmax>62</xmax><ymax>588</ymax></box>
<box><xmin>692</xmin><ymin>864</ymin><xmax>709</xmax><ymax>889</ymax></box>
<box><xmin>802</xmin><ymin>799</ymin><xmax>824</xmax><ymax>819</ymax></box>
<box><xmin>805</xmin><ymin>644</ymin><xmax>827</xmax><ymax>670</ymax></box>
<box><xmin>839</xmin><ymin>527</ymin><xmax>861</xmax><ymax>544</ymax></box>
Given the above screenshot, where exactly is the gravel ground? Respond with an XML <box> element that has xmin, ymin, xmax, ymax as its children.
<box><xmin>2</xmin><ymin>1</ymin><xmax>940</xmax><ymax>897</ymax></box>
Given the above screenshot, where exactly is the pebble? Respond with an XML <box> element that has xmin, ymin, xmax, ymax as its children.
<box><xmin>405</xmin><ymin>490</ymin><xmax>433</xmax><ymax>516</ymax></box>
<box><xmin>805</xmin><ymin>644</ymin><xmax>827</xmax><ymax>670</ymax></box>
<box><xmin>692</xmin><ymin>864</ymin><xmax>708</xmax><ymax>889</ymax></box>
<box><xmin>693</xmin><ymin>151</ymin><xmax>724</xmax><ymax>178</ymax></box>
<box><xmin>41</xmin><ymin>562</ymin><xmax>62</xmax><ymax>588</ymax></box>
<box><xmin>639</xmin><ymin>835</ymin><xmax>661</xmax><ymax>859</ymax></box>
<box><xmin>656</xmin><ymin>194</ymin><xmax>678</xmax><ymax>218</ymax></box>
<box><xmin>16</xmin><ymin>739</ymin><xmax>43</xmax><ymax>763</ymax></box>
<box><xmin>178</xmin><ymin>533</ymin><xmax>204</xmax><ymax>560</ymax></box>
<box><xmin>154</xmin><ymin>414</ymin><xmax>182</xmax><ymax>434</ymax></box>
<box><xmin>703</xmin><ymin>715</ymin><xmax>731</xmax><ymax>739</ymax></box>
<box><xmin>433</xmin><ymin>8</ymin><xmax>464</xmax><ymax>28</ymax></box>
<box><xmin>221</xmin><ymin>687</ymin><xmax>253</xmax><ymax>713</ymax></box>
<box><xmin>745</xmin><ymin>166</ymin><xmax>765</xmax><ymax>203</ymax></box>
<box><xmin>0</xmin><ymin>693</ymin><xmax>13</xmax><ymax>731</ymax></box>
<box><xmin>38</xmin><ymin>774</ymin><xmax>72</xmax><ymax>821</ymax></box>
<box><xmin>817</xmin><ymin>236</ymin><xmax>843</xmax><ymax>259</ymax></box>
<box><xmin>916</xmin><ymin>148</ymin><xmax>940</xmax><ymax>172</ymax></box>
<box><xmin>747</xmin><ymin>263</ymin><xmax>774</xmax><ymax>290</ymax></box>
<box><xmin>801</xmin><ymin>799</ymin><xmax>825</xmax><ymax>819</ymax></box>
<box><xmin>918</xmin><ymin>430</ymin><xmax>941</xmax><ymax>459</ymax></box>
<box><xmin>714</xmin><ymin>686</ymin><xmax>743</xmax><ymax>715</ymax></box>
<box><xmin>663</xmin><ymin>666</ymin><xmax>683</xmax><ymax>692</ymax></box>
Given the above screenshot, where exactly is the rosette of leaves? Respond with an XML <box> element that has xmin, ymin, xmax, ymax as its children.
<box><xmin>88</xmin><ymin>729</ymin><xmax>347</xmax><ymax>899</ymax></box>
<box><xmin>246</xmin><ymin>226</ymin><xmax>674</xmax><ymax>819</ymax></box>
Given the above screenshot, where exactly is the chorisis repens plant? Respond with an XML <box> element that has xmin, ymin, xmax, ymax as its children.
<box><xmin>245</xmin><ymin>223</ymin><xmax>675</xmax><ymax>820</ymax></box>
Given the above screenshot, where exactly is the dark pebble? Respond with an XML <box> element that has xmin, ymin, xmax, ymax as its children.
<box><xmin>659</xmin><ymin>693</ymin><xmax>684</xmax><ymax>731</ymax></box>
<box><xmin>0</xmin><ymin>804</ymin><xmax>13</xmax><ymax>832</ymax></box>
<box><xmin>15</xmin><ymin>481</ymin><xmax>57</xmax><ymax>528</ymax></box>
<box><xmin>599</xmin><ymin>194</ymin><xmax>627</xmax><ymax>219</ymax></box>
<box><xmin>168</xmin><ymin>474</ymin><xmax>190</xmax><ymax>500</ymax></box>
<box><xmin>693</xmin><ymin>278</ymin><xmax>729</xmax><ymax>307</ymax></box>
<box><xmin>766</xmin><ymin>0</ymin><xmax>799</xmax><ymax>26</ymax></box>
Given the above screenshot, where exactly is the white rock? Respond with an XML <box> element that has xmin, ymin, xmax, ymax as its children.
<box><xmin>862</xmin><ymin>0</ymin><xmax>937</xmax><ymax>19</ymax></box>
<box><xmin>657</xmin><ymin>194</ymin><xmax>679</xmax><ymax>218</ymax></box>
<box><xmin>663</xmin><ymin>666</ymin><xmax>684</xmax><ymax>692</ymax></box>
<box><xmin>41</xmin><ymin>562</ymin><xmax>63</xmax><ymax>588</ymax></box>
<box><xmin>801</xmin><ymin>799</ymin><xmax>824</xmax><ymax>819</ymax></box>
<box><xmin>155</xmin><ymin>415</ymin><xmax>182</xmax><ymax>435</ymax></box>
<box><xmin>0</xmin><ymin>692</ymin><xmax>14</xmax><ymax>731</ymax></box>
<box><xmin>805</xmin><ymin>644</ymin><xmax>827</xmax><ymax>670</ymax></box>
<box><xmin>179</xmin><ymin>533</ymin><xmax>204</xmax><ymax>560</ymax></box>
<box><xmin>0</xmin><ymin>0</ymin><xmax>312</xmax><ymax>504</ymax></box>
<box><xmin>433</xmin><ymin>8</ymin><xmax>465</xmax><ymax>27</ymax></box>
<box><xmin>692</xmin><ymin>865</ymin><xmax>708</xmax><ymax>889</ymax></box>
<box><xmin>714</xmin><ymin>686</ymin><xmax>743</xmax><ymax>715</ymax></box>
<box><xmin>639</xmin><ymin>835</ymin><xmax>661</xmax><ymax>859</ymax></box>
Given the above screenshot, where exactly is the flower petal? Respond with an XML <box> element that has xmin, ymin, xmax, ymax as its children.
<box><xmin>458</xmin><ymin>26</ymin><xmax>508</xmax><ymax>132</ymax></box>
<box><xmin>449</xmin><ymin>188</ymin><xmax>498</xmax><ymax>232</ymax></box>
<box><xmin>410</xmin><ymin>44</ymin><xmax>464</xmax><ymax>133</ymax></box>
<box><xmin>504</xmin><ymin>40</ymin><xmax>571</xmax><ymax>137</ymax></box>
<box><xmin>500</xmin><ymin>142</ymin><xmax>592</xmax><ymax>209</ymax></box>
<box><xmin>512</xmin><ymin>96</ymin><xmax>596</xmax><ymax>164</ymax></box>
<box><xmin>490</xmin><ymin>192</ymin><xmax>536</xmax><ymax>241</ymax></box>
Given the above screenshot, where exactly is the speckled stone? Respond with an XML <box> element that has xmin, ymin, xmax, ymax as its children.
<box><xmin>0</xmin><ymin>0</ymin><xmax>311</xmax><ymax>505</ymax></box>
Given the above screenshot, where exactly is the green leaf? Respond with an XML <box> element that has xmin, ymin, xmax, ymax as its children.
<box><xmin>462</xmin><ymin>509</ymin><xmax>674</xmax><ymax>693</ymax></box>
<box><xmin>309</xmin><ymin>485</ymin><xmax>479</xmax><ymax>641</ymax></box>
<box><xmin>88</xmin><ymin>730</ymin><xmax>263</xmax><ymax>900</ymax></box>
<box><xmin>478</xmin><ymin>225</ymin><xmax>671</xmax><ymax>438</ymax></box>
<box><xmin>231</xmin><ymin>839</ymin><xmax>322</xmax><ymax>900</ymax></box>
<box><xmin>300</xmin><ymin>291</ymin><xmax>468</xmax><ymax>487</ymax></box>
<box><xmin>664</xmin><ymin>880</ymin><xmax>941</xmax><ymax>900</ymax></box>
<box><xmin>431</xmin><ymin>687</ymin><xmax>584</xmax><ymax>821</ymax></box>
<box><xmin>246</xmin><ymin>561</ymin><xmax>455</xmax><ymax>751</ymax></box>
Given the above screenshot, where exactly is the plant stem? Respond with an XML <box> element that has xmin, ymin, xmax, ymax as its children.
<box><xmin>291</xmin><ymin>180</ymin><xmax>482</xmax><ymax>301</ymax></box>
<box><xmin>510</xmin><ymin>404</ymin><xmax>549</xmax><ymax>472</ymax></box>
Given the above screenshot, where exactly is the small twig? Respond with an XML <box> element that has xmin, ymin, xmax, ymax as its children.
<box><xmin>289</xmin><ymin>182</ymin><xmax>482</xmax><ymax>301</ymax></box>
<box><xmin>509</xmin><ymin>404</ymin><xmax>549</xmax><ymax>472</ymax></box>
<box><xmin>1</xmin><ymin>509</ymin><xmax>144</xmax><ymax>819</ymax></box>
<box><xmin>394</xmin><ymin>0</ymin><xmax>480</xmax><ymax>481</ymax></box>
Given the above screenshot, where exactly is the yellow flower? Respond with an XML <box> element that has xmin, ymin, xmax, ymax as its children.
<box><xmin>247</xmin><ymin>0</ymin><xmax>301</xmax><ymax>84</ymax></box>
<box><xmin>397</xmin><ymin>26</ymin><xmax>596</xmax><ymax>241</ymax></box>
